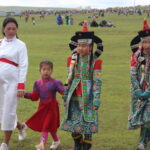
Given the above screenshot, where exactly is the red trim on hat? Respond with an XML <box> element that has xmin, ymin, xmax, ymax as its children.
<box><xmin>142</xmin><ymin>20</ymin><xmax>150</xmax><ymax>31</ymax></box>
<box><xmin>17</xmin><ymin>83</ymin><xmax>25</xmax><ymax>90</ymax></box>
<box><xmin>82</xmin><ymin>23</ymin><xmax>88</xmax><ymax>32</ymax></box>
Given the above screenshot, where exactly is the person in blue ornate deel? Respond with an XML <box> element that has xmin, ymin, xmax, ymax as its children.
<box><xmin>61</xmin><ymin>23</ymin><xmax>103</xmax><ymax>150</ymax></box>
<box><xmin>128</xmin><ymin>19</ymin><xmax>150</xmax><ymax>150</ymax></box>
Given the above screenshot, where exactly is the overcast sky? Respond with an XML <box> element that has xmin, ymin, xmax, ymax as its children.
<box><xmin>0</xmin><ymin>0</ymin><xmax>149</xmax><ymax>8</ymax></box>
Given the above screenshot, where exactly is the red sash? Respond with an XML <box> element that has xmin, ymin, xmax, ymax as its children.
<box><xmin>0</xmin><ymin>58</ymin><xmax>18</xmax><ymax>67</ymax></box>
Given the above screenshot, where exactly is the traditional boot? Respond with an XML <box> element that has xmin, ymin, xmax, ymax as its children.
<box><xmin>72</xmin><ymin>133</ymin><xmax>83</xmax><ymax>150</ymax></box>
<box><xmin>82</xmin><ymin>140</ymin><xmax>92</xmax><ymax>150</ymax></box>
<box><xmin>137</xmin><ymin>126</ymin><xmax>150</xmax><ymax>150</ymax></box>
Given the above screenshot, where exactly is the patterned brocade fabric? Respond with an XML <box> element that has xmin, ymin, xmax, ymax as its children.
<box><xmin>128</xmin><ymin>52</ymin><xmax>150</xmax><ymax>129</ymax></box>
<box><xmin>61</xmin><ymin>55</ymin><xmax>102</xmax><ymax>134</ymax></box>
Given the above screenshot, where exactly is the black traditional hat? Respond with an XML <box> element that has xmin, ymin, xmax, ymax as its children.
<box><xmin>69</xmin><ymin>23</ymin><xmax>103</xmax><ymax>58</ymax></box>
<box><xmin>130</xmin><ymin>19</ymin><xmax>150</xmax><ymax>53</ymax></box>
<box><xmin>130</xmin><ymin>35</ymin><xmax>141</xmax><ymax>53</ymax></box>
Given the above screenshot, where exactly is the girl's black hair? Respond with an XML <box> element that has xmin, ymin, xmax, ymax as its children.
<box><xmin>2</xmin><ymin>17</ymin><xmax>18</xmax><ymax>37</ymax></box>
<box><xmin>39</xmin><ymin>60</ymin><xmax>53</xmax><ymax>70</ymax></box>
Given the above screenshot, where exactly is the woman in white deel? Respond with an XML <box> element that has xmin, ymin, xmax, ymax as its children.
<box><xmin>0</xmin><ymin>17</ymin><xmax>28</xmax><ymax>150</ymax></box>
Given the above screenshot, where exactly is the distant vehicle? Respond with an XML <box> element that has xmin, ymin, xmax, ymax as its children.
<box><xmin>7</xmin><ymin>12</ymin><xmax>15</xmax><ymax>16</ymax></box>
<box><xmin>14</xmin><ymin>11</ymin><xmax>23</xmax><ymax>16</ymax></box>
<box><xmin>0</xmin><ymin>11</ymin><xmax>7</xmax><ymax>17</ymax></box>
<box><xmin>7</xmin><ymin>11</ymin><xmax>23</xmax><ymax>16</ymax></box>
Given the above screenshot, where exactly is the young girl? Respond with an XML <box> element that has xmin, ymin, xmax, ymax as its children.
<box><xmin>61</xmin><ymin>24</ymin><xmax>103</xmax><ymax>150</ymax></box>
<box><xmin>128</xmin><ymin>20</ymin><xmax>150</xmax><ymax>150</ymax></box>
<box><xmin>24</xmin><ymin>60</ymin><xmax>64</xmax><ymax>150</ymax></box>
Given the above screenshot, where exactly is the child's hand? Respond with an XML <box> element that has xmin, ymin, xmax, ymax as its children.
<box><xmin>134</xmin><ymin>91</ymin><xmax>143</xmax><ymax>98</ymax></box>
<box><xmin>17</xmin><ymin>91</ymin><xmax>25</xmax><ymax>98</ymax></box>
<box><xmin>93</xmin><ymin>106</ymin><xmax>99</xmax><ymax>110</ymax></box>
<box><xmin>141</xmin><ymin>92</ymin><xmax>150</xmax><ymax>99</ymax></box>
<box><xmin>64</xmin><ymin>102</ymin><xmax>67</xmax><ymax>107</ymax></box>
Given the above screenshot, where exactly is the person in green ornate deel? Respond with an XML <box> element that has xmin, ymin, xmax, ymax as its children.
<box><xmin>128</xmin><ymin>19</ymin><xmax>150</xmax><ymax>150</ymax></box>
<box><xmin>60</xmin><ymin>23</ymin><xmax>103</xmax><ymax>150</ymax></box>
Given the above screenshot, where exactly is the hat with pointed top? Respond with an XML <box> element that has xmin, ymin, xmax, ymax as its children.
<box><xmin>138</xmin><ymin>19</ymin><xmax>150</xmax><ymax>39</ymax></box>
<box><xmin>130</xmin><ymin>19</ymin><xmax>150</xmax><ymax>53</ymax></box>
<box><xmin>82</xmin><ymin>23</ymin><xmax>88</xmax><ymax>32</ymax></box>
<box><xmin>69</xmin><ymin>23</ymin><xmax>103</xmax><ymax>58</ymax></box>
<box><xmin>142</xmin><ymin>19</ymin><xmax>150</xmax><ymax>31</ymax></box>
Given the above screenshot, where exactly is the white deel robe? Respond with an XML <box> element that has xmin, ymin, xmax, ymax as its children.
<box><xmin>0</xmin><ymin>36</ymin><xmax>28</xmax><ymax>130</ymax></box>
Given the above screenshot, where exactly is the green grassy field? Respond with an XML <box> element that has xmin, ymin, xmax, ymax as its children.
<box><xmin>0</xmin><ymin>13</ymin><xmax>149</xmax><ymax>150</ymax></box>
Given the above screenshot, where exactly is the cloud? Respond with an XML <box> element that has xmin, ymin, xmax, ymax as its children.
<box><xmin>0</xmin><ymin>0</ymin><xmax>149</xmax><ymax>8</ymax></box>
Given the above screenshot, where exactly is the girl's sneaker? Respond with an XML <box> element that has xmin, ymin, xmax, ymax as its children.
<box><xmin>50</xmin><ymin>141</ymin><xmax>60</xmax><ymax>150</ymax></box>
<box><xmin>136</xmin><ymin>143</ymin><xmax>146</xmax><ymax>150</ymax></box>
<box><xmin>35</xmin><ymin>142</ymin><xmax>44</xmax><ymax>150</ymax></box>
<box><xmin>0</xmin><ymin>143</ymin><xmax>8</xmax><ymax>150</ymax></box>
<box><xmin>18</xmin><ymin>123</ymin><xmax>27</xmax><ymax>141</ymax></box>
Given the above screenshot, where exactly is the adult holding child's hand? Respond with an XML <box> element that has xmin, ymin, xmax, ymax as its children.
<box><xmin>0</xmin><ymin>17</ymin><xmax>28</xmax><ymax>150</ymax></box>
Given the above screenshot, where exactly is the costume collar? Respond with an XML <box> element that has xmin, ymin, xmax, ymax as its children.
<box><xmin>79</xmin><ymin>55</ymin><xmax>89</xmax><ymax>62</ymax></box>
<box><xmin>41</xmin><ymin>77</ymin><xmax>51</xmax><ymax>82</ymax></box>
<box><xmin>4</xmin><ymin>36</ymin><xmax>16</xmax><ymax>42</ymax></box>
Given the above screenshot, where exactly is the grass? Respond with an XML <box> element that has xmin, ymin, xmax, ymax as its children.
<box><xmin>0</xmin><ymin>13</ymin><xmax>149</xmax><ymax>150</ymax></box>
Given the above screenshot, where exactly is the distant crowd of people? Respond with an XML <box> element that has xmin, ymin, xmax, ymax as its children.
<box><xmin>79</xmin><ymin>19</ymin><xmax>116</xmax><ymax>28</ymax></box>
<box><xmin>56</xmin><ymin>14</ymin><xmax>74</xmax><ymax>25</ymax></box>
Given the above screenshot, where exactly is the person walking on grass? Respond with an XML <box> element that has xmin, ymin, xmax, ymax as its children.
<box><xmin>128</xmin><ymin>19</ymin><xmax>150</xmax><ymax>150</ymax></box>
<box><xmin>61</xmin><ymin>23</ymin><xmax>103</xmax><ymax>150</ymax></box>
<box><xmin>23</xmin><ymin>60</ymin><xmax>64</xmax><ymax>150</ymax></box>
<box><xmin>0</xmin><ymin>17</ymin><xmax>28</xmax><ymax>150</ymax></box>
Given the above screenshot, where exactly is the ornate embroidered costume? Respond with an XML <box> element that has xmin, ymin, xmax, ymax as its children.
<box><xmin>60</xmin><ymin>23</ymin><xmax>103</xmax><ymax>150</ymax></box>
<box><xmin>61</xmin><ymin>55</ymin><xmax>102</xmax><ymax>134</ymax></box>
<box><xmin>128</xmin><ymin>50</ymin><xmax>150</xmax><ymax>129</ymax></box>
<box><xmin>128</xmin><ymin>20</ymin><xmax>150</xmax><ymax>150</ymax></box>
